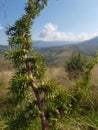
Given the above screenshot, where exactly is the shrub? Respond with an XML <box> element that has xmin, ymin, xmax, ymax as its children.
<box><xmin>65</xmin><ymin>51</ymin><xmax>89</xmax><ymax>79</ymax></box>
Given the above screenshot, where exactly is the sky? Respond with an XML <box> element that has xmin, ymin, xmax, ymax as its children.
<box><xmin>0</xmin><ymin>0</ymin><xmax>98</xmax><ymax>45</ymax></box>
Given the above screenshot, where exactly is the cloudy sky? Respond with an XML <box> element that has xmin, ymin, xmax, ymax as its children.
<box><xmin>0</xmin><ymin>0</ymin><xmax>98</xmax><ymax>44</ymax></box>
<box><xmin>34</xmin><ymin>22</ymin><xmax>98</xmax><ymax>41</ymax></box>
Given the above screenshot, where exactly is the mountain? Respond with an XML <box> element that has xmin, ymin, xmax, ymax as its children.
<box><xmin>33</xmin><ymin>40</ymin><xmax>78</xmax><ymax>48</ymax></box>
<box><xmin>36</xmin><ymin>36</ymin><xmax>98</xmax><ymax>66</ymax></box>
<box><xmin>0</xmin><ymin>36</ymin><xmax>98</xmax><ymax>66</ymax></box>
<box><xmin>36</xmin><ymin>44</ymin><xmax>79</xmax><ymax>66</ymax></box>
<box><xmin>77</xmin><ymin>36</ymin><xmax>98</xmax><ymax>55</ymax></box>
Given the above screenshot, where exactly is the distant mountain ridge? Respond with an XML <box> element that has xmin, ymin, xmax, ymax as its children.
<box><xmin>35</xmin><ymin>36</ymin><xmax>98</xmax><ymax>65</ymax></box>
<box><xmin>33</xmin><ymin>40</ymin><xmax>78</xmax><ymax>48</ymax></box>
<box><xmin>77</xmin><ymin>36</ymin><xmax>98</xmax><ymax>55</ymax></box>
<box><xmin>0</xmin><ymin>36</ymin><xmax>98</xmax><ymax>66</ymax></box>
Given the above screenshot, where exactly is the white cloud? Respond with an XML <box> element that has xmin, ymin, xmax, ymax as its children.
<box><xmin>35</xmin><ymin>23</ymin><xmax>98</xmax><ymax>41</ymax></box>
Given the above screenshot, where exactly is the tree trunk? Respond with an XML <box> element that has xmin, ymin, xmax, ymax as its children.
<box><xmin>26</xmin><ymin>61</ymin><xmax>48</xmax><ymax>130</ymax></box>
<box><xmin>31</xmin><ymin>84</ymin><xmax>48</xmax><ymax>130</ymax></box>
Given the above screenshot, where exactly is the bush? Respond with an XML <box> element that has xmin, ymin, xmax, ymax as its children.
<box><xmin>65</xmin><ymin>51</ymin><xmax>88</xmax><ymax>79</ymax></box>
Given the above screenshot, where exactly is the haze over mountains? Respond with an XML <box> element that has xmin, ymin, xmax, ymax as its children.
<box><xmin>33</xmin><ymin>41</ymin><xmax>78</xmax><ymax>48</ymax></box>
<box><xmin>76</xmin><ymin>36</ymin><xmax>98</xmax><ymax>55</ymax></box>
<box><xmin>35</xmin><ymin>36</ymin><xmax>98</xmax><ymax>52</ymax></box>
<box><xmin>0</xmin><ymin>36</ymin><xmax>98</xmax><ymax>66</ymax></box>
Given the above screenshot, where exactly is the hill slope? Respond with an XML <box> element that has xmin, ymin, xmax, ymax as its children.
<box><xmin>77</xmin><ymin>36</ymin><xmax>98</xmax><ymax>55</ymax></box>
<box><xmin>0</xmin><ymin>36</ymin><xmax>98</xmax><ymax>66</ymax></box>
<box><xmin>36</xmin><ymin>36</ymin><xmax>98</xmax><ymax>65</ymax></box>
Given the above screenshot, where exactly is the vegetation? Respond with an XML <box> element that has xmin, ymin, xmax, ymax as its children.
<box><xmin>0</xmin><ymin>0</ymin><xmax>98</xmax><ymax>130</ymax></box>
<box><xmin>65</xmin><ymin>52</ymin><xmax>89</xmax><ymax>79</ymax></box>
<box><xmin>5</xmin><ymin>0</ymin><xmax>49</xmax><ymax>130</ymax></box>
<box><xmin>4</xmin><ymin>0</ymin><xmax>77</xmax><ymax>130</ymax></box>
<box><xmin>0</xmin><ymin>57</ymin><xmax>12</xmax><ymax>71</ymax></box>
<box><xmin>0</xmin><ymin>54</ymin><xmax>98</xmax><ymax>130</ymax></box>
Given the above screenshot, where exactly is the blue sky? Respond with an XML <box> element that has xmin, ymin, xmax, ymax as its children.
<box><xmin>0</xmin><ymin>0</ymin><xmax>98</xmax><ymax>45</ymax></box>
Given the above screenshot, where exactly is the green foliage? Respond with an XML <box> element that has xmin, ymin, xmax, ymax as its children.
<box><xmin>38</xmin><ymin>81</ymin><xmax>73</xmax><ymax>129</ymax></box>
<box><xmin>5</xmin><ymin>0</ymin><xmax>49</xmax><ymax>130</ymax></box>
<box><xmin>4</xmin><ymin>0</ymin><xmax>98</xmax><ymax>129</ymax></box>
<box><xmin>6</xmin><ymin>101</ymin><xmax>40</xmax><ymax>130</ymax></box>
<box><xmin>65</xmin><ymin>51</ymin><xmax>89</xmax><ymax>79</ymax></box>
<box><xmin>69</xmin><ymin>52</ymin><xmax>98</xmax><ymax>125</ymax></box>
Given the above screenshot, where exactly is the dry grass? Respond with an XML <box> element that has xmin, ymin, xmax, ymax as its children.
<box><xmin>45</xmin><ymin>65</ymin><xmax>98</xmax><ymax>108</ymax></box>
<box><xmin>0</xmin><ymin>71</ymin><xmax>13</xmax><ymax>129</ymax></box>
<box><xmin>92</xmin><ymin>64</ymin><xmax>98</xmax><ymax>85</ymax></box>
<box><xmin>0</xmin><ymin>64</ymin><xmax>98</xmax><ymax>98</ymax></box>
<box><xmin>0</xmin><ymin>64</ymin><xmax>98</xmax><ymax>93</ymax></box>
<box><xmin>0</xmin><ymin>66</ymin><xmax>98</xmax><ymax>129</ymax></box>
<box><xmin>91</xmin><ymin>64</ymin><xmax>98</xmax><ymax>107</ymax></box>
<box><xmin>45</xmin><ymin>67</ymin><xmax>75</xmax><ymax>90</ymax></box>
<box><xmin>0</xmin><ymin>71</ymin><xmax>13</xmax><ymax>100</ymax></box>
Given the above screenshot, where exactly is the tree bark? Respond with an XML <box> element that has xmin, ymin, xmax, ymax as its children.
<box><xmin>26</xmin><ymin>61</ymin><xmax>48</xmax><ymax>130</ymax></box>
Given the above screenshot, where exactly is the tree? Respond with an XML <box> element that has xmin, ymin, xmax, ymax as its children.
<box><xmin>5</xmin><ymin>1</ymin><xmax>48</xmax><ymax>130</ymax></box>
<box><xmin>65</xmin><ymin>51</ymin><xmax>88</xmax><ymax>79</ymax></box>
<box><xmin>5</xmin><ymin>1</ymin><xmax>98</xmax><ymax>129</ymax></box>
<box><xmin>5</xmin><ymin>1</ymin><xmax>72</xmax><ymax>130</ymax></box>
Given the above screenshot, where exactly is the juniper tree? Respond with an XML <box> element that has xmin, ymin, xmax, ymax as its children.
<box><xmin>5</xmin><ymin>0</ymin><xmax>49</xmax><ymax>130</ymax></box>
<box><xmin>5</xmin><ymin>1</ymin><xmax>73</xmax><ymax>130</ymax></box>
<box><xmin>5</xmin><ymin>1</ymin><xmax>98</xmax><ymax>129</ymax></box>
